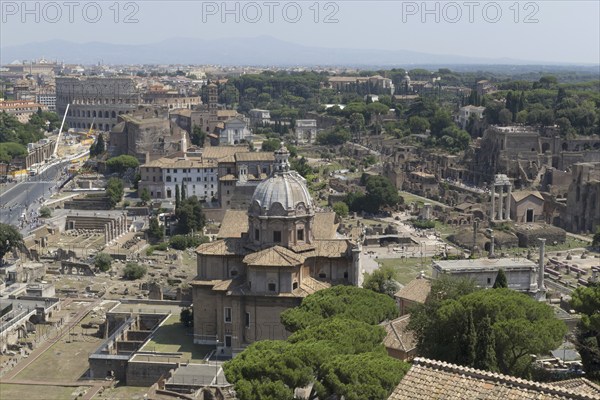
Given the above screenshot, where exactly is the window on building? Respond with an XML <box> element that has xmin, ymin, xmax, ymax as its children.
<box><xmin>167</xmin><ymin>190</ymin><xmax>172</xmax><ymax>198</ymax></box>
<box><xmin>487</xmin><ymin>278</ymin><xmax>491</xmax><ymax>285</ymax></box>
<box><xmin>230</xmin><ymin>269</ymin><xmax>238</xmax><ymax>277</ymax></box>
<box><xmin>166</xmin><ymin>176</ymin><xmax>171</xmax><ymax>182</ymax></box>
<box><xmin>319</xmin><ymin>272</ymin><xmax>327</xmax><ymax>279</ymax></box>
<box><xmin>292</xmin><ymin>281</ymin><xmax>298</xmax><ymax>290</ymax></box>
<box><xmin>245</xmin><ymin>312</ymin><xmax>250</xmax><ymax>328</ymax></box>
<box><xmin>254</xmin><ymin>228</ymin><xmax>260</xmax><ymax>241</ymax></box>
<box><xmin>224</xmin><ymin>307</ymin><xmax>232</xmax><ymax>323</ymax></box>
<box><xmin>268</xmin><ymin>283</ymin><xmax>276</xmax><ymax>292</ymax></box>
<box><xmin>297</xmin><ymin>229</ymin><xmax>304</xmax><ymax>241</ymax></box>
<box><xmin>173</xmin><ymin>169</ymin><xmax>178</xmax><ymax>173</ymax></box>
<box><xmin>273</xmin><ymin>231</ymin><xmax>281</xmax><ymax>243</ymax></box>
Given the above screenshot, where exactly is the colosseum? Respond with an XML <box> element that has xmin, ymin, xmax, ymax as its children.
<box><xmin>55</xmin><ymin>76</ymin><xmax>141</xmax><ymax>131</ymax></box>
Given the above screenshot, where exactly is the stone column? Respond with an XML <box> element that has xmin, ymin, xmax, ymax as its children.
<box><xmin>505</xmin><ymin>184</ymin><xmax>512</xmax><ymax>222</ymax></box>
<box><xmin>489</xmin><ymin>232</ymin><xmax>495</xmax><ymax>258</ymax></box>
<box><xmin>497</xmin><ymin>185</ymin><xmax>504</xmax><ymax>220</ymax></box>
<box><xmin>490</xmin><ymin>184</ymin><xmax>496</xmax><ymax>221</ymax></box>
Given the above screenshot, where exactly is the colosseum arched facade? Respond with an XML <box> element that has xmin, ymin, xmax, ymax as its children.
<box><xmin>55</xmin><ymin>76</ymin><xmax>141</xmax><ymax>132</ymax></box>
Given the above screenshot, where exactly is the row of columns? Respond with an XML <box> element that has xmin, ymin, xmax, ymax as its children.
<box><xmin>104</xmin><ymin>214</ymin><xmax>128</xmax><ymax>244</ymax></box>
<box><xmin>490</xmin><ymin>179</ymin><xmax>512</xmax><ymax>221</ymax></box>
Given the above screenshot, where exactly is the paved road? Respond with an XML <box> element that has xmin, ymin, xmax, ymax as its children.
<box><xmin>0</xmin><ymin>161</ymin><xmax>70</xmax><ymax>231</ymax></box>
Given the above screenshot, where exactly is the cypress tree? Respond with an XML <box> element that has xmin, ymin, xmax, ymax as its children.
<box><xmin>458</xmin><ymin>310</ymin><xmax>477</xmax><ymax>366</ymax></box>
<box><xmin>475</xmin><ymin>316</ymin><xmax>497</xmax><ymax>371</ymax></box>
<box><xmin>493</xmin><ymin>269</ymin><xmax>508</xmax><ymax>288</ymax></box>
<box><xmin>181</xmin><ymin>183</ymin><xmax>186</xmax><ymax>200</ymax></box>
<box><xmin>175</xmin><ymin>184</ymin><xmax>180</xmax><ymax>209</ymax></box>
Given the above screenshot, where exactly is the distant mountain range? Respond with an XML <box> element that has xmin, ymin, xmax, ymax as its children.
<box><xmin>0</xmin><ymin>36</ymin><xmax>594</xmax><ymax>67</ymax></box>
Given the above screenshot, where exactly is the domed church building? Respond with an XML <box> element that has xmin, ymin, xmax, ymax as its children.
<box><xmin>192</xmin><ymin>144</ymin><xmax>361</xmax><ymax>353</ymax></box>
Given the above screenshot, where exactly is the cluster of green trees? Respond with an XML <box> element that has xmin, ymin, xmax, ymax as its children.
<box><xmin>106</xmin><ymin>155</ymin><xmax>139</xmax><ymax>174</ymax></box>
<box><xmin>175</xmin><ymin>196</ymin><xmax>207</xmax><ymax>234</ymax></box>
<box><xmin>191</xmin><ymin>125</ymin><xmax>207</xmax><ymax>147</ymax></box>
<box><xmin>571</xmin><ymin>284</ymin><xmax>600</xmax><ymax>379</ymax></box>
<box><xmin>0</xmin><ymin>110</ymin><xmax>60</xmax><ymax>162</ymax></box>
<box><xmin>225</xmin><ymin>71</ymin><xmax>327</xmax><ymax>115</ymax></box>
<box><xmin>224</xmin><ymin>286</ymin><xmax>408</xmax><ymax>400</ymax></box>
<box><xmin>344</xmin><ymin>175</ymin><xmax>401</xmax><ymax>214</ymax></box>
<box><xmin>123</xmin><ymin>262</ymin><xmax>147</xmax><ymax>280</ymax></box>
<box><xmin>94</xmin><ymin>252</ymin><xmax>112</xmax><ymax>272</ymax></box>
<box><xmin>316</xmin><ymin>126</ymin><xmax>351</xmax><ymax>146</ymax></box>
<box><xmin>168</xmin><ymin>234</ymin><xmax>209</xmax><ymax>250</ymax></box>
<box><xmin>0</xmin><ymin>223</ymin><xmax>24</xmax><ymax>260</ymax></box>
<box><xmin>106</xmin><ymin>178</ymin><xmax>124</xmax><ymax>208</ymax></box>
<box><xmin>89</xmin><ymin>134</ymin><xmax>105</xmax><ymax>157</ymax></box>
<box><xmin>363</xmin><ymin>265</ymin><xmax>401</xmax><ymax>297</ymax></box>
<box><xmin>483</xmin><ymin>77</ymin><xmax>599</xmax><ymax>136</ymax></box>
<box><xmin>0</xmin><ymin>110</ymin><xmax>59</xmax><ymax>148</ymax></box>
<box><xmin>408</xmin><ymin>276</ymin><xmax>567</xmax><ymax>377</ymax></box>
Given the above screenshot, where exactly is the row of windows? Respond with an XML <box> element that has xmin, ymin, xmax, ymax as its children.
<box><xmin>224</xmin><ymin>308</ymin><xmax>251</xmax><ymax>328</ymax></box>
<box><xmin>254</xmin><ymin>229</ymin><xmax>304</xmax><ymax>242</ymax></box>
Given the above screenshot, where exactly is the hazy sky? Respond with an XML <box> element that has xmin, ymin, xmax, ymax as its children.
<box><xmin>1</xmin><ymin>0</ymin><xmax>599</xmax><ymax>64</ymax></box>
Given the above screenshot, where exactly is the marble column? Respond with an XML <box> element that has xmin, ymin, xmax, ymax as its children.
<box><xmin>505</xmin><ymin>184</ymin><xmax>512</xmax><ymax>222</ymax></box>
<box><xmin>497</xmin><ymin>185</ymin><xmax>504</xmax><ymax>220</ymax></box>
<box><xmin>490</xmin><ymin>184</ymin><xmax>496</xmax><ymax>221</ymax></box>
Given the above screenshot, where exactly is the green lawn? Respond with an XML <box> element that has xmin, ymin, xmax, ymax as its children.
<box><xmin>141</xmin><ymin>314</ymin><xmax>210</xmax><ymax>362</ymax></box>
<box><xmin>0</xmin><ymin>384</ymin><xmax>88</xmax><ymax>400</ymax></box>
<box><xmin>377</xmin><ymin>257</ymin><xmax>432</xmax><ymax>285</ymax></box>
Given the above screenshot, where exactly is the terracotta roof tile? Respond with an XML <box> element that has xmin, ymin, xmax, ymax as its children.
<box><xmin>394</xmin><ymin>278</ymin><xmax>431</xmax><ymax>304</ymax></box>
<box><xmin>388</xmin><ymin>358</ymin><xmax>600</xmax><ymax>400</ymax></box>
<box><xmin>217</xmin><ymin>210</ymin><xmax>248</xmax><ymax>238</ymax></box>
<box><xmin>382</xmin><ymin>315</ymin><xmax>417</xmax><ymax>353</ymax></box>
<box><xmin>243</xmin><ymin>245</ymin><xmax>305</xmax><ymax>267</ymax></box>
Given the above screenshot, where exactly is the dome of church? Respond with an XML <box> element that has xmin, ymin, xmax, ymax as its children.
<box><xmin>250</xmin><ymin>144</ymin><xmax>314</xmax><ymax>216</ymax></box>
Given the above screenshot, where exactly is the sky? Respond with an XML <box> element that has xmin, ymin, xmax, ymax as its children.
<box><xmin>1</xmin><ymin>0</ymin><xmax>599</xmax><ymax>64</ymax></box>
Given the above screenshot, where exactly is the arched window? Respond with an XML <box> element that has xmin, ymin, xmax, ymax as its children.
<box><xmin>268</xmin><ymin>282</ymin><xmax>276</xmax><ymax>292</ymax></box>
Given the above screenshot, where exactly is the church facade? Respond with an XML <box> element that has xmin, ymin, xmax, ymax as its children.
<box><xmin>191</xmin><ymin>145</ymin><xmax>361</xmax><ymax>353</ymax></box>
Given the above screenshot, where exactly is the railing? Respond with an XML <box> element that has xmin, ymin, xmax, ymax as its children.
<box><xmin>0</xmin><ymin>308</ymin><xmax>36</xmax><ymax>333</ymax></box>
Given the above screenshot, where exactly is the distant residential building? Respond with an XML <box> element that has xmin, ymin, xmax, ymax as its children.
<box><xmin>0</xmin><ymin>100</ymin><xmax>47</xmax><ymax>123</ymax></box>
<box><xmin>219</xmin><ymin>118</ymin><xmax>251</xmax><ymax>145</ymax></box>
<box><xmin>328</xmin><ymin>75</ymin><xmax>394</xmax><ymax>95</ymax></box>
<box><xmin>142</xmin><ymin>86</ymin><xmax>200</xmax><ymax>110</ymax></box>
<box><xmin>35</xmin><ymin>93</ymin><xmax>56</xmax><ymax>111</ymax></box>
<box><xmin>3</xmin><ymin>59</ymin><xmax>58</xmax><ymax>75</ymax></box>
<box><xmin>295</xmin><ymin>119</ymin><xmax>317</xmax><ymax>144</ymax></box>
<box><xmin>457</xmin><ymin>105</ymin><xmax>485</xmax><ymax>129</ymax></box>
<box><xmin>476</xmin><ymin>79</ymin><xmax>498</xmax><ymax>96</ymax></box>
<box><xmin>248</xmin><ymin>109</ymin><xmax>271</xmax><ymax>126</ymax></box>
<box><xmin>139</xmin><ymin>157</ymin><xmax>218</xmax><ymax>201</ymax></box>
<box><xmin>138</xmin><ymin>147</ymin><xmax>275</xmax><ymax>207</ymax></box>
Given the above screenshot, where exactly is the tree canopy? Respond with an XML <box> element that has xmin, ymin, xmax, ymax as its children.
<box><xmin>106</xmin><ymin>155</ymin><xmax>139</xmax><ymax>174</ymax></box>
<box><xmin>175</xmin><ymin>196</ymin><xmax>207</xmax><ymax>234</ymax></box>
<box><xmin>94</xmin><ymin>252</ymin><xmax>112</xmax><ymax>272</ymax></box>
<box><xmin>0</xmin><ymin>223</ymin><xmax>24</xmax><ymax>261</ymax></box>
<box><xmin>106</xmin><ymin>178</ymin><xmax>124</xmax><ymax>208</ymax></box>
<box><xmin>571</xmin><ymin>284</ymin><xmax>600</xmax><ymax>378</ymax></box>
<box><xmin>409</xmin><ymin>287</ymin><xmax>566</xmax><ymax>377</ymax></box>
<box><xmin>224</xmin><ymin>286</ymin><xmax>406</xmax><ymax>400</ymax></box>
